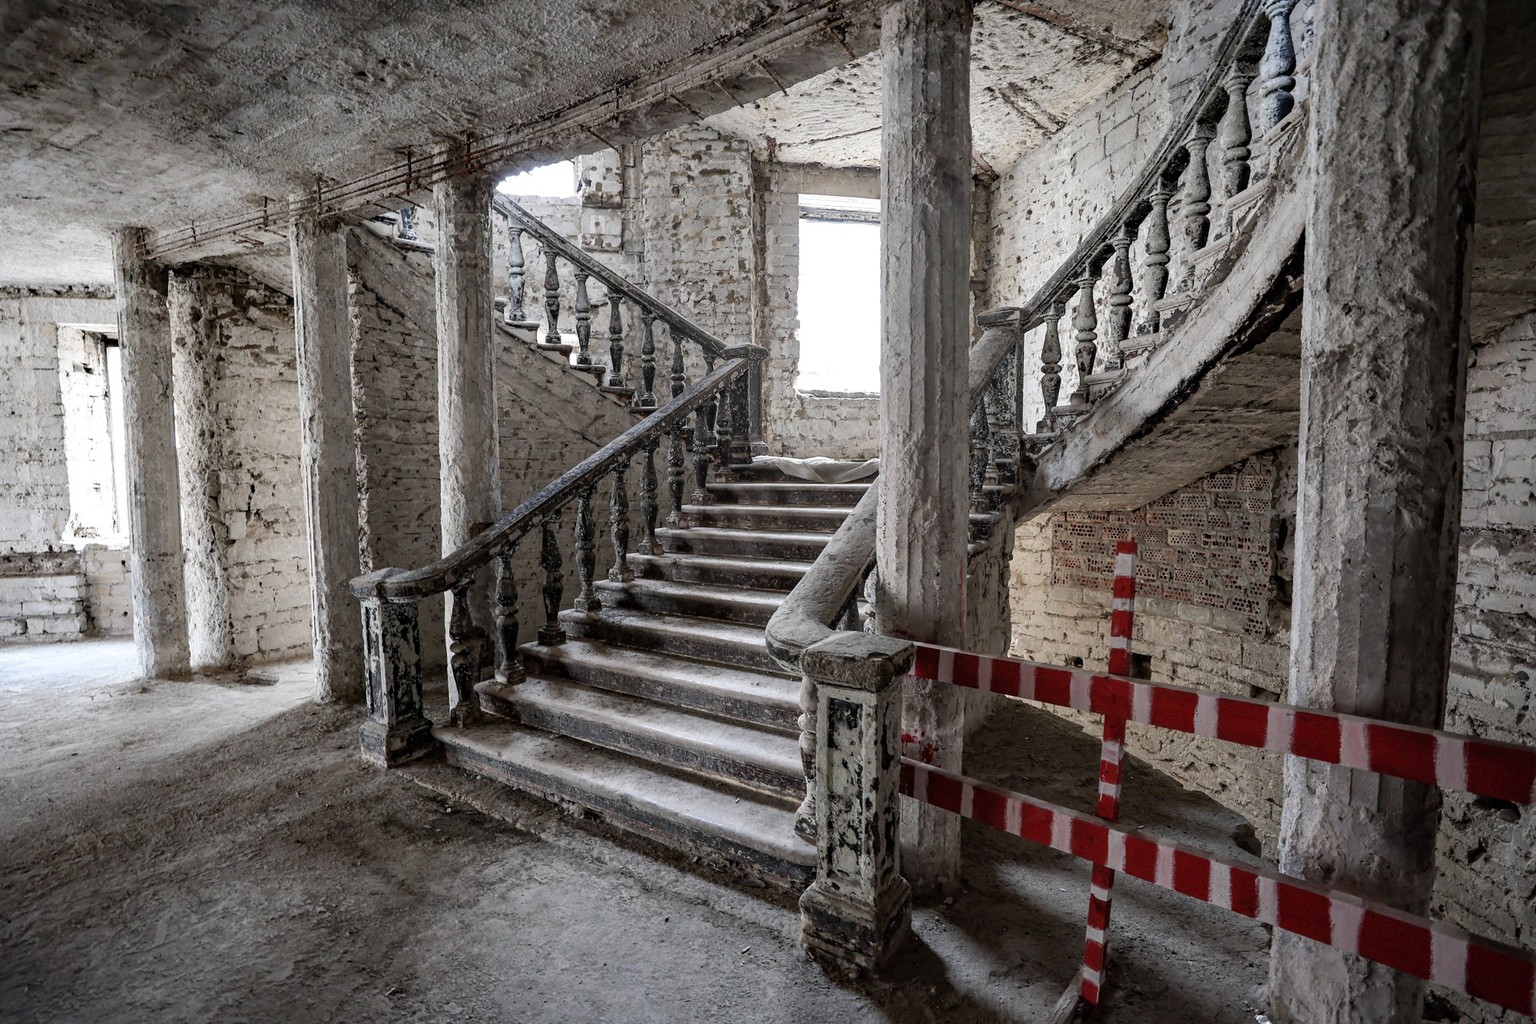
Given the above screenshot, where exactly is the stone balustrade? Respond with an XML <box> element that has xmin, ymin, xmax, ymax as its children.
<box><xmin>352</xmin><ymin>349</ymin><xmax>766</xmax><ymax>764</ymax></box>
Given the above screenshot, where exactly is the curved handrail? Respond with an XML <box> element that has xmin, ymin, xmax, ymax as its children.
<box><xmin>766</xmin><ymin>0</ymin><xmax>1290</xmax><ymax>674</ymax></box>
<box><xmin>352</xmin><ymin>349</ymin><xmax>761</xmax><ymax>603</ymax></box>
<box><xmin>495</xmin><ymin>194</ymin><xmax>728</xmax><ymax>358</ymax></box>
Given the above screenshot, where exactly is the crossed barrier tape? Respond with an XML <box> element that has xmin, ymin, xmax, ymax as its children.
<box><xmin>899</xmin><ymin>538</ymin><xmax>1536</xmax><ymax>1016</ymax></box>
<box><xmin>898</xmin><ymin>758</ymin><xmax>1536</xmax><ymax>1015</ymax></box>
<box><xmin>908</xmin><ymin>644</ymin><xmax>1536</xmax><ymax>806</ymax></box>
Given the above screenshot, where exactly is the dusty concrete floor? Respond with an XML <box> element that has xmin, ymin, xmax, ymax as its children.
<box><xmin>1</xmin><ymin>639</ymin><xmax>1272</xmax><ymax>1023</ymax></box>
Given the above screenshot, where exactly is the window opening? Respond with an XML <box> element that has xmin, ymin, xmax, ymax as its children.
<box><xmin>498</xmin><ymin>159</ymin><xmax>580</xmax><ymax>198</ymax></box>
<box><xmin>796</xmin><ymin>194</ymin><xmax>881</xmax><ymax>394</ymax></box>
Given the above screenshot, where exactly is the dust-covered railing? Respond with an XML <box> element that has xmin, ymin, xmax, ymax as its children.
<box><xmin>351</xmin><ymin>342</ymin><xmax>766</xmax><ymax>766</ymax></box>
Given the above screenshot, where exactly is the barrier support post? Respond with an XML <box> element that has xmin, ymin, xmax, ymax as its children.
<box><xmin>1081</xmin><ymin>540</ymin><xmax>1138</xmax><ymax>1011</ymax></box>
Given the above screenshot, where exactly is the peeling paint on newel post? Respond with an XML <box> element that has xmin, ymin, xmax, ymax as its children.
<box><xmin>353</xmin><ymin>568</ymin><xmax>436</xmax><ymax>767</ymax></box>
<box><xmin>799</xmin><ymin>631</ymin><xmax>913</xmax><ymax>973</ymax></box>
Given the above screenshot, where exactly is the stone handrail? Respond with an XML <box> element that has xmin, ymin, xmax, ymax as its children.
<box><xmin>764</xmin><ymin>0</ymin><xmax>1302</xmax><ymax>837</ymax></box>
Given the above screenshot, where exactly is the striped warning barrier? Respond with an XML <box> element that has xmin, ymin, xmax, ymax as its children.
<box><xmin>1079</xmin><ymin>540</ymin><xmax>1137</xmax><ymax>1007</ymax></box>
<box><xmin>908</xmin><ymin>644</ymin><xmax>1536</xmax><ymax>806</ymax></box>
<box><xmin>900</xmin><ymin>758</ymin><xmax>1536</xmax><ymax>1015</ymax></box>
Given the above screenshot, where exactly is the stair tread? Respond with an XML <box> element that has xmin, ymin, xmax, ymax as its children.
<box><xmin>655</xmin><ymin>526</ymin><xmax>832</xmax><ymax>545</ymax></box>
<box><xmin>559</xmin><ymin>605</ymin><xmax>774</xmax><ymax>649</ymax></box>
<box><xmin>492</xmin><ymin>677</ymin><xmax>802</xmax><ymax>780</ymax></box>
<box><xmin>520</xmin><ymin>636</ymin><xmax>797</xmax><ymax>711</ymax></box>
<box><xmin>629</xmin><ymin>552</ymin><xmax>815</xmax><ymax>574</ymax></box>
<box><xmin>436</xmin><ymin>723</ymin><xmax>812</xmax><ymax>868</ymax></box>
<box><xmin>594</xmin><ymin>577</ymin><xmax>786</xmax><ymax>611</ymax></box>
<box><xmin>683</xmin><ymin>503</ymin><xmax>857</xmax><ymax>517</ymax></box>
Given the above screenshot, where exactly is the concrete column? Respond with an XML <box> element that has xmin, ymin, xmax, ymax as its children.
<box><xmin>1270</xmin><ymin>2</ymin><xmax>1485</xmax><ymax>1021</ymax></box>
<box><xmin>290</xmin><ymin>205</ymin><xmax>365</xmax><ymax>703</ymax></box>
<box><xmin>434</xmin><ymin>151</ymin><xmax>501</xmax><ymax>714</ymax></box>
<box><xmin>168</xmin><ymin>271</ymin><xmax>237</xmax><ymax>670</ymax></box>
<box><xmin>111</xmin><ymin>227</ymin><xmax>191</xmax><ymax>679</ymax></box>
<box><xmin>872</xmin><ymin>0</ymin><xmax>973</xmax><ymax>897</ymax></box>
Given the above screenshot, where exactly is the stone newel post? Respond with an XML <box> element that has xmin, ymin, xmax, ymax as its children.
<box><xmin>799</xmin><ymin>632</ymin><xmax>914</xmax><ymax>973</ymax></box>
<box><xmin>354</xmin><ymin>569</ymin><xmax>436</xmax><ymax>768</ymax></box>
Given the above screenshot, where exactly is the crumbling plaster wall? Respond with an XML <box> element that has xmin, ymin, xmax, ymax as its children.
<box><xmin>169</xmin><ymin>271</ymin><xmax>312</xmax><ymax>668</ymax></box>
<box><xmin>1432</xmin><ymin>309</ymin><xmax>1536</xmax><ymax>1024</ymax></box>
<box><xmin>1008</xmin><ymin>453</ymin><xmax>1293</xmax><ymax>849</ymax></box>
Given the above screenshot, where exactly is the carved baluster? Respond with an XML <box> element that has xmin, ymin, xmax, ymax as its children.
<box><xmin>1068</xmin><ymin>271</ymin><xmax>1099</xmax><ymax>405</ymax></box>
<box><xmin>1179</xmin><ymin>126</ymin><xmax>1216</xmax><ymax>289</ymax></box>
<box><xmin>1139</xmin><ymin>184</ymin><xmax>1173</xmax><ymax>333</ymax></box>
<box><xmin>639</xmin><ymin>436</ymin><xmax>661</xmax><ymax>553</ymax></box>
<box><xmin>1038</xmin><ymin>301</ymin><xmax>1065</xmax><ymax>431</ymax></box>
<box><xmin>494</xmin><ymin>547</ymin><xmax>524</xmax><ymax>684</ymax></box>
<box><xmin>397</xmin><ymin>206</ymin><xmax>418</xmax><ymax>242</ymax></box>
<box><xmin>990</xmin><ymin>355</ymin><xmax>1019</xmax><ymax>485</ymax></box>
<box><xmin>1259</xmin><ymin>0</ymin><xmax>1297</xmax><ymax>133</ymax></box>
<box><xmin>606</xmin><ymin>292</ymin><xmax>626</xmax><ymax>388</ymax></box>
<box><xmin>637</xmin><ymin>310</ymin><xmax>658</xmax><ymax>409</ymax></box>
<box><xmin>537</xmin><ymin>515</ymin><xmax>565</xmax><ymax>645</ymax></box>
<box><xmin>692</xmin><ymin>353</ymin><xmax>716</xmax><ymax>504</ymax></box>
<box><xmin>542</xmin><ymin>249</ymin><xmax>562</xmax><ymax>347</ymax></box>
<box><xmin>669</xmin><ymin>323</ymin><xmax>687</xmax><ymax>398</ymax></box>
<box><xmin>573</xmin><ymin>268</ymin><xmax>593</xmax><ymax>367</ymax></box>
<box><xmin>609</xmin><ymin>461</ymin><xmax>634</xmax><ymax>583</ymax></box>
<box><xmin>573</xmin><ymin>485</ymin><xmax>600</xmax><ymax>613</ymax></box>
<box><xmin>448</xmin><ymin>581</ymin><xmax>483</xmax><ymax>724</ymax></box>
<box><xmin>713</xmin><ymin>371</ymin><xmax>736</xmax><ymax>481</ymax></box>
<box><xmin>969</xmin><ymin>402</ymin><xmax>991</xmax><ymax>518</ymax></box>
<box><xmin>1218</xmin><ymin>66</ymin><xmax>1256</xmax><ymax>206</ymax></box>
<box><xmin>505</xmin><ymin>227</ymin><xmax>526</xmax><ymax>324</ymax></box>
<box><xmin>666</xmin><ymin>421</ymin><xmax>687</xmax><ymax>527</ymax></box>
<box><xmin>1104</xmin><ymin>228</ymin><xmax>1134</xmax><ymax>369</ymax></box>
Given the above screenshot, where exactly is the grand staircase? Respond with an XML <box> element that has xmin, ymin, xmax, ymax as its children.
<box><xmin>435</xmin><ymin>468</ymin><xmax>870</xmax><ymax>884</ymax></box>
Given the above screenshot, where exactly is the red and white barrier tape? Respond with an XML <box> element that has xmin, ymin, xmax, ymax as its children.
<box><xmin>900</xmin><ymin>758</ymin><xmax>1536</xmax><ymax>1015</ymax></box>
<box><xmin>1081</xmin><ymin>540</ymin><xmax>1136</xmax><ymax>1006</ymax></box>
<box><xmin>909</xmin><ymin>644</ymin><xmax>1536</xmax><ymax>805</ymax></box>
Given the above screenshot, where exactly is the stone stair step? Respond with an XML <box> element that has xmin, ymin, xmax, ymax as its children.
<box><xmin>518</xmin><ymin>636</ymin><xmax>799</xmax><ymax>730</ymax></box>
<box><xmin>706</xmin><ymin>481</ymin><xmax>872</xmax><ymax>508</ymax></box>
<box><xmin>654</xmin><ymin>526</ymin><xmax>830</xmax><ymax>561</ymax></box>
<box><xmin>628</xmin><ymin>552</ymin><xmax>812</xmax><ymax>592</ymax></box>
<box><xmin>436</xmin><ymin>722</ymin><xmax>812</xmax><ymax>886</ymax></box>
<box><xmin>682</xmin><ymin>503</ymin><xmax>854</xmax><ymax>534</ymax></box>
<box><xmin>594</xmin><ymin>577</ymin><xmax>784</xmax><ymax>626</ymax></box>
<box><xmin>476</xmin><ymin>678</ymin><xmax>802</xmax><ymax>799</ymax></box>
<box><xmin>557</xmin><ymin>606</ymin><xmax>788</xmax><ymax>675</ymax></box>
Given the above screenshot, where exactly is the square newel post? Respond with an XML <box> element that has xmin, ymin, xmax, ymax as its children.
<box><xmin>354</xmin><ymin>569</ymin><xmax>436</xmax><ymax>767</ymax></box>
<box><xmin>799</xmin><ymin>632</ymin><xmax>914</xmax><ymax>974</ymax></box>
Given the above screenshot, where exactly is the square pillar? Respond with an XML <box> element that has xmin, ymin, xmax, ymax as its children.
<box><xmin>799</xmin><ymin>632</ymin><xmax>914</xmax><ymax>972</ymax></box>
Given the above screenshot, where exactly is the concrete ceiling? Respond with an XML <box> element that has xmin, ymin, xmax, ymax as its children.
<box><xmin>1</xmin><ymin>0</ymin><xmax>1167</xmax><ymax>290</ymax></box>
<box><xmin>707</xmin><ymin>0</ymin><xmax>1169</xmax><ymax>170</ymax></box>
<box><xmin>0</xmin><ymin>0</ymin><xmax>858</xmax><ymax>288</ymax></box>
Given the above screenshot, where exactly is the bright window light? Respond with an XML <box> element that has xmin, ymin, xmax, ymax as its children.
<box><xmin>498</xmin><ymin>159</ymin><xmax>579</xmax><ymax>198</ymax></box>
<box><xmin>796</xmin><ymin>195</ymin><xmax>881</xmax><ymax>394</ymax></box>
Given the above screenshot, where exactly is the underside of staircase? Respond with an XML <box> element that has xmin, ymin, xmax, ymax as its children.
<box><xmin>434</xmin><ymin>466</ymin><xmax>871</xmax><ymax>886</ymax></box>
